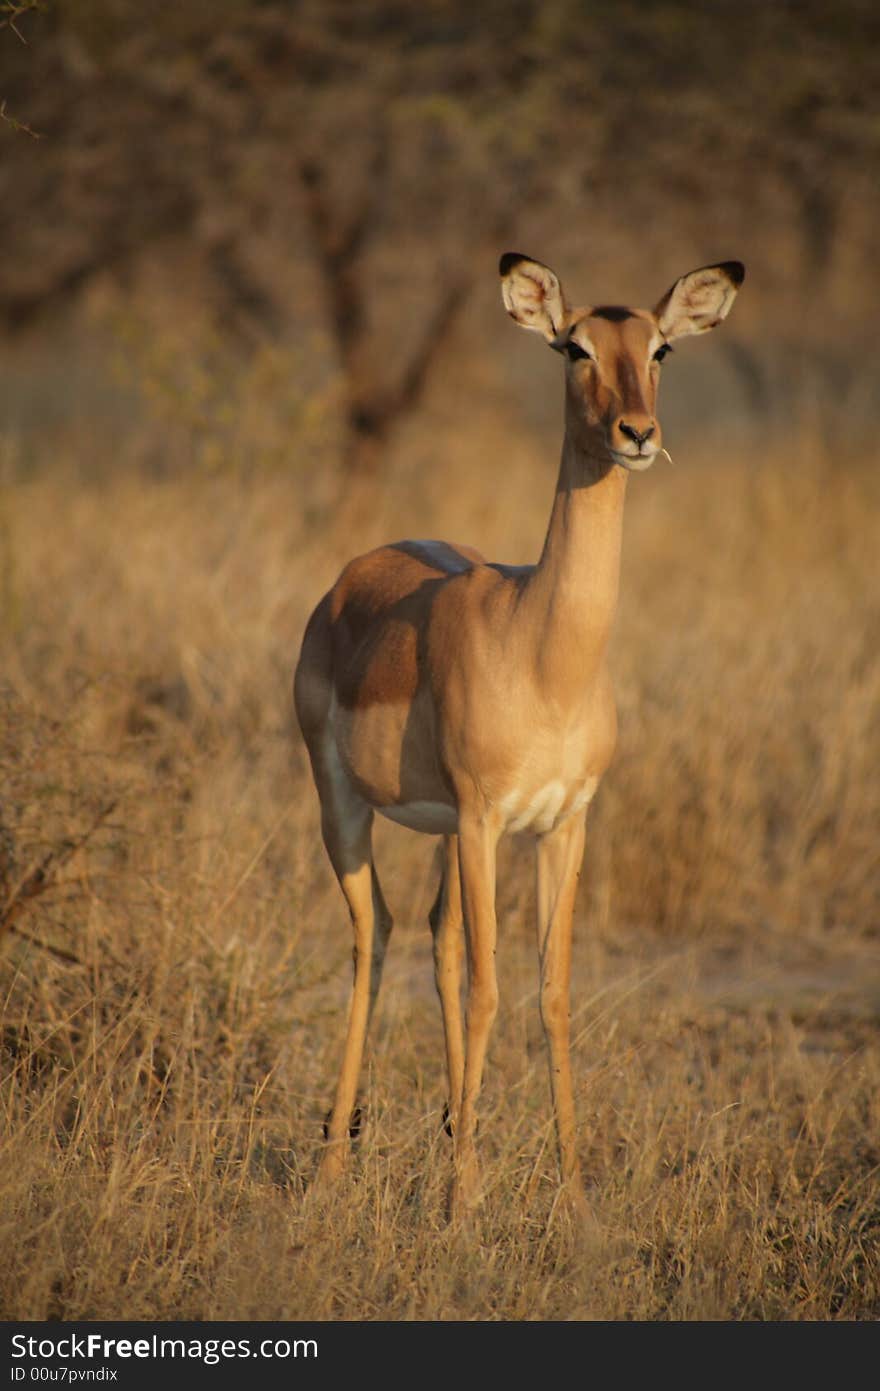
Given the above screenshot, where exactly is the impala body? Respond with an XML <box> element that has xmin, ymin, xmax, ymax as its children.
<box><xmin>295</xmin><ymin>252</ymin><xmax>744</xmax><ymax>1216</ymax></box>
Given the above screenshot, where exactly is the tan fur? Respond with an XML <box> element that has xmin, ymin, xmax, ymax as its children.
<box><xmin>294</xmin><ymin>252</ymin><xmax>743</xmax><ymax>1217</ymax></box>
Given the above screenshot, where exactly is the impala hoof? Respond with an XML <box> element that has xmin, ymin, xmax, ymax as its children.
<box><xmin>322</xmin><ymin>1105</ymin><xmax>363</xmax><ymax>1142</ymax></box>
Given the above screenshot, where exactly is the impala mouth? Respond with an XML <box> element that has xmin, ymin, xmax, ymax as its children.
<box><xmin>612</xmin><ymin>447</ymin><xmax>659</xmax><ymax>473</ymax></box>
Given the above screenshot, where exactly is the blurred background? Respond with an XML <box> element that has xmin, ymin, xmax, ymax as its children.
<box><xmin>2</xmin><ymin>0</ymin><xmax>879</xmax><ymax>488</ymax></box>
<box><xmin>1</xmin><ymin>0</ymin><xmax>878</xmax><ymax>1321</ymax></box>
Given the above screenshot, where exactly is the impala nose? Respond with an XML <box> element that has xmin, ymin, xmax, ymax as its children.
<box><xmin>618</xmin><ymin>421</ymin><xmax>655</xmax><ymax>447</ymax></box>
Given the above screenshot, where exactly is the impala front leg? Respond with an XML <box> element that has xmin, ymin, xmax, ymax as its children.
<box><xmin>429</xmin><ymin>834</ymin><xmax>465</xmax><ymax>1138</ymax></box>
<box><xmin>536</xmin><ymin>814</ymin><xmax>587</xmax><ymax>1205</ymax></box>
<box><xmin>451</xmin><ymin>812</ymin><xmax>500</xmax><ymax>1218</ymax></box>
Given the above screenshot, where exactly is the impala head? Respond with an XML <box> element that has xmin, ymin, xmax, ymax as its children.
<box><xmin>500</xmin><ymin>252</ymin><xmax>744</xmax><ymax>472</ymax></box>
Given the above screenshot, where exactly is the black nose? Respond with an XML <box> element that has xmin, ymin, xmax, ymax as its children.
<box><xmin>619</xmin><ymin>422</ymin><xmax>655</xmax><ymax>446</ymax></box>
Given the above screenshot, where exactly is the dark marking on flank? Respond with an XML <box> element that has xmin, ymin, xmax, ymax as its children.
<box><xmin>591</xmin><ymin>305</ymin><xmax>634</xmax><ymax>322</ymax></box>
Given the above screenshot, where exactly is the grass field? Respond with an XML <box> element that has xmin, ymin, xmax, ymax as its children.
<box><xmin>1</xmin><ymin>404</ymin><xmax>878</xmax><ymax>1318</ymax></box>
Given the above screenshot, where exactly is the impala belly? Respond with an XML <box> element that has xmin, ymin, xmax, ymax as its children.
<box><xmin>328</xmin><ymin>695</ymin><xmax>601</xmax><ymax>839</ymax></box>
<box><xmin>377</xmin><ymin>800</ymin><xmax>458</xmax><ymax>834</ymax></box>
<box><xmin>329</xmin><ymin>676</ymin><xmax>605</xmax><ymax>838</ymax></box>
<box><xmin>375</xmin><ymin>776</ymin><xmax>598</xmax><ymax>837</ymax></box>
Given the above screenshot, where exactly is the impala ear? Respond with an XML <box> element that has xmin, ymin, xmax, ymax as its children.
<box><xmin>500</xmin><ymin>253</ymin><xmax>567</xmax><ymax>342</ymax></box>
<box><xmin>654</xmin><ymin>261</ymin><xmax>745</xmax><ymax>341</ymax></box>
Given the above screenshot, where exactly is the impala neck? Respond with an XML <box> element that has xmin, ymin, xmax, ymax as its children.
<box><xmin>523</xmin><ymin>418</ymin><xmax>628</xmax><ymax>696</ymax></box>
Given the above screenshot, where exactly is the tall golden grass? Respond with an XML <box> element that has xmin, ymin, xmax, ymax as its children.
<box><xmin>1</xmin><ymin>403</ymin><xmax>878</xmax><ymax>1317</ymax></box>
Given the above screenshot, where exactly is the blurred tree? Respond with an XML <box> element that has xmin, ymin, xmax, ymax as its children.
<box><xmin>0</xmin><ymin>0</ymin><xmax>43</xmax><ymax>136</ymax></box>
<box><xmin>0</xmin><ymin>0</ymin><xmax>878</xmax><ymax>456</ymax></box>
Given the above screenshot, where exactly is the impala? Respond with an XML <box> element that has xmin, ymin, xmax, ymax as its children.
<box><xmin>294</xmin><ymin>251</ymin><xmax>744</xmax><ymax>1216</ymax></box>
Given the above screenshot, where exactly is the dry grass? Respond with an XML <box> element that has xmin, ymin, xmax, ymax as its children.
<box><xmin>1</xmin><ymin>413</ymin><xmax>878</xmax><ymax>1320</ymax></box>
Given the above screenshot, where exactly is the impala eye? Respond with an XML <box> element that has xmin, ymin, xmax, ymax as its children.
<box><xmin>565</xmin><ymin>340</ymin><xmax>592</xmax><ymax>362</ymax></box>
<box><xmin>653</xmin><ymin>343</ymin><xmax>672</xmax><ymax>363</ymax></box>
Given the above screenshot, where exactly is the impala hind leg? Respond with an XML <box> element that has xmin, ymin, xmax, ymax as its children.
<box><xmin>536</xmin><ymin>815</ymin><xmax>587</xmax><ymax>1208</ymax></box>
<box><xmin>314</xmin><ymin>780</ymin><xmax>393</xmax><ymax>1187</ymax></box>
<box><xmin>428</xmin><ymin>835</ymin><xmax>464</xmax><ymax>1138</ymax></box>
